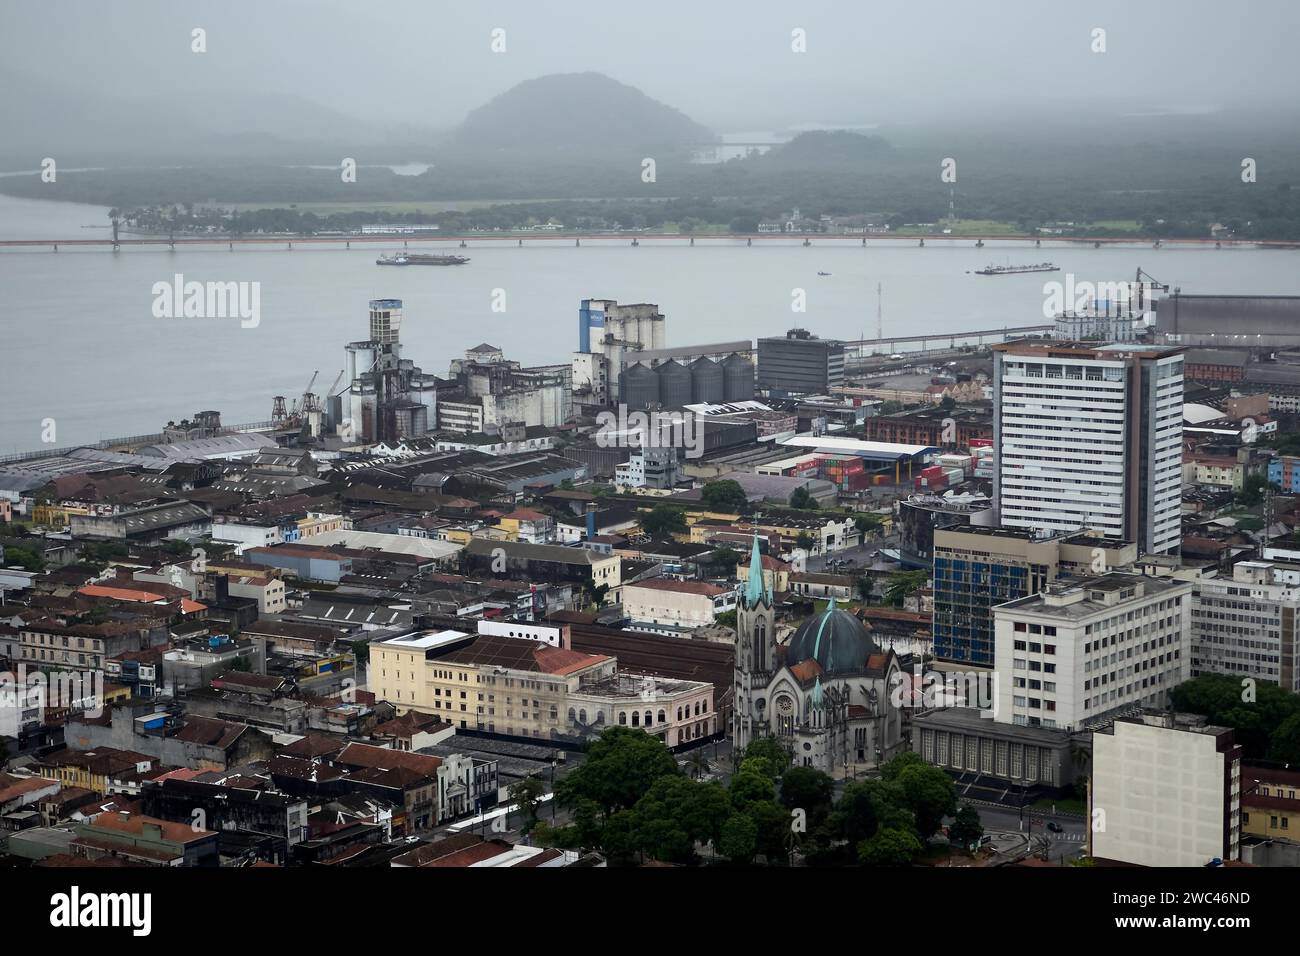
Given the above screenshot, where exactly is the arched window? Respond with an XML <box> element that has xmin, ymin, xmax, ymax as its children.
<box><xmin>644</xmin><ymin>710</ymin><xmax>652</xmax><ymax>727</ymax></box>
<box><xmin>567</xmin><ymin>707</ymin><xmax>576</xmax><ymax>723</ymax></box>
<box><xmin>657</xmin><ymin>709</ymin><xmax>666</xmax><ymax>724</ymax></box>
<box><xmin>578</xmin><ymin>709</ymin><xmax>587</xmax><ymax>724</ymax></box>
<box><xmin>619</xmin><ymin>712</ymin><xmax>626</xmax><ymax>725</ymax></box>
<box><xmin>694</xmin><ymin>700</ymin><xmax>701</xmax><ymax>716</ymax></box>
<box><xmin>595</xmin><ymin>712</ymin><xmax>605</xmax><ymax>725</ymax></box>
<box><xmin>676</xmin><ymin>706</ymin><xmax>683</xmax><ymax>721</ymax></box>
<box><xmin>632</xmin><ymin>712</ymin><xmax>640</xmax><ymax>727</ymax></box>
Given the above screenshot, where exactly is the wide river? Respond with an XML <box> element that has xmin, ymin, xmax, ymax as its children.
<box><xmin>2</xmin><ymin>194</ymin><xmax>1299</xmax><ymax>454</ymax></box>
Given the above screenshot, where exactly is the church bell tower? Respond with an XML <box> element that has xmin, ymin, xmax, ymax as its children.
<box><xmin>733</xmin><ymin>535</ymin><xmax>776</xmax><ymax>753</ymax></box>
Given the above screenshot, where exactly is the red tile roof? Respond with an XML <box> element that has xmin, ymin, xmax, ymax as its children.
<box><xmin>335</xmin><ymin>742</ymin><xmax>441</xmax><ymax>778</ymax></box>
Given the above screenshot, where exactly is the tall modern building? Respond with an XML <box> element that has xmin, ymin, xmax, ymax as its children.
<box><xmin>992</xmin><ymin>342</ymin><xmax>1184</xmax><ymax>555</ymax></box>
<box><xmin>757</xmin><ymin>328</ymin><xmax>845</xmax><ymax>396</ymax></box>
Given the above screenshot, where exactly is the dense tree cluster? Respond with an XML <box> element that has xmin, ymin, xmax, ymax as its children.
<box><xmin>537</xmin><ymin>729</ymin><xmax>978</xmax><ymax>867</ymax></box>
<box><xmin>1170</xmin><ymin>674</ymin><xmax>1300</xmax><ymax>762</ymax></box>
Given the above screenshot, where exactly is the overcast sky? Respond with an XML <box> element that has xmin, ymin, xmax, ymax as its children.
<box><xmin>4</xmin><ymin>0</ymin><xmax>1297</xmax><ymax>133</ymax></box>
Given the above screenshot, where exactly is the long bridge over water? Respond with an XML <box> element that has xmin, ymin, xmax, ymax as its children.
<box><xmin>2</xmin><ymin>232</ymin><xmax>1297</xmax><ymax>252</ymax></box>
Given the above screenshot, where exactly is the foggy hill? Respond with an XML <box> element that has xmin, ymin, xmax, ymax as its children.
<box><xmin>453</xmin><ymin>72</ymin><xmax>716</xmax><ymax>151</ymax></box>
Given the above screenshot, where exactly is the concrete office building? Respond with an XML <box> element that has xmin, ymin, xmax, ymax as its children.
<box><xmin>1091</xmin><ymin>712</ymin><xmax>1241</xmax><ymax>867</ymax></box>
<box><xmin>992</xmin><ymin>573</ymin><xmax>1190</xmax><ymax>730</ymax></box>
<box><xmin>992</xmin><ymin>341</ymin><xmax>1184</xmax><ymax>555</ymax></box>
<box><xmin>758</xmin><ymin>328</ymin><xmax>845</xmax><ymax>396</ymax></box>
<box><xmin>1191</xmin><ymin>559</ymin><xmax>1300</xmax><ymax>693</ymax></box>
<box><xmin>932</xmin><ymin>526</ymin><xmax>1137</xmax><ymax>666</ymax></box>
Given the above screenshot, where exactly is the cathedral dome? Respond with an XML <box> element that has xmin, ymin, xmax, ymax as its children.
<box><xmin>785</xmin><ymin>601</ymin><xmax>880</xmax><ymax>677</ymax></box>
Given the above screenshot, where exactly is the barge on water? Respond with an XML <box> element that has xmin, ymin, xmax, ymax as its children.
<box><xmin>377</xmin><ymin>253</ymin><xmax>470</xmax><ymax>266</ymax></box>
<box><xmin>974</xmin><ymin>262</ymin><xmax>1060</xmax><ymax>276</ymax></box>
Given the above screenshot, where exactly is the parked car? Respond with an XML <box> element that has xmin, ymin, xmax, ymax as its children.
<box><xmin>1046</xmin><ymin>821</ymin><xmax>1064</xmax><ymax>833</ymax></box>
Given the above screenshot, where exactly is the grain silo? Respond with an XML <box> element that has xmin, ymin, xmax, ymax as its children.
<box><xmin>722</xmin><ymin>353</ymin><xmax>755</xmax><ymax>402</ymax></box>
<box><xmin>689</xmin><ymin>357</ymin><xmax>725</xmax><ymax>404</ymax></box>
<box><xmin>656</xmin><ymin>359</ymin><xmax>693</xmax><ymax>407</ymax></box>
<box><xmin>621</xmin><ymin>362</ymin><xmax>661</xmax><ymax>408</ymax></box>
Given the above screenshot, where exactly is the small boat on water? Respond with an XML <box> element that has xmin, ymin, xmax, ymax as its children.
<box><xmin>377</xmin><ymin>252</ymin><xmax>470</xmax><ymax>266</ymax></box>
<box><xmin>975</xmin><ymin>262</ymin><xmax>1059</xmax><ymax>276</ymax></box>
<box><xmin>817</xmin><ymin>271</ymin><xmax>832</xmax><ymax>276</ymax></box>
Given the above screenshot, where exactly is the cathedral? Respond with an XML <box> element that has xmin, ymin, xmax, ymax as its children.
<box><xmin>733</xmin><ymin>537</ymin><xmax>905</xmax><ymax>775</ymax></box>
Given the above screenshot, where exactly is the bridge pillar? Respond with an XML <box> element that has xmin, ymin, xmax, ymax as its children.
<box><xmin>632</xmin><ymin>238</ymin><xmax>639</xmax><ymax>246</ymax></box>
<box><xmin>802</xmin><ymin>237</ymin><xmax>811</xmax><ymax>247</ymax></box>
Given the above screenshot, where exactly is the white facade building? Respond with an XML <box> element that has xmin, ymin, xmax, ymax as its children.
<box><xmin>1191</xmin><ymin>559</ymin><xmax>1300</xmax><ymax>693</ymax></box>
<box><xmin>1091</xmin><ymin>712</ymin><xmax>1241</xmax><ymax>867</ymax></box>
<box><xmin>993</xmin><ymin>342</ymin><xmax>1183</xmax><ymax>555</ymax></box>
<box><xmin>993</xmin><ymin>573</ymin><xmax>1189</xmax><ymax>730</ymax></box>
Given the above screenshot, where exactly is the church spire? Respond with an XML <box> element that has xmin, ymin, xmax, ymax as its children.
<box><xmin>744</xmin><ymin>533</ymin><xmax>771</xmax><ymax>608</ymax></box>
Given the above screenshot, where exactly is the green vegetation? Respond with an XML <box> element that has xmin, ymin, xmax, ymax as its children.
<box><xmin>853</xmin><ymin>513</ymin><xmax>884</xmax><ymax>535</ymax></box>
<box><xmin>883</xmin><ymin>570</ymin><xmax>928</xmax><ymax>607</ymax></box>
<box><xmin>1</xmin><ymin>544</ymin><xmax>44</xmax><ymax>572</ymax></box>
<box><xmin>639</xmin><ymin>504</ymin><xmax>688</xmax><ymax>538</ymax></box>
<box><xmin>946</xmin><ymin>805</ymin><xmax>985</xmax><ymax>849</ymax></box>
<box><xmin>508</xmin><ymin>776</ymin><xmax>547</xmax><ymax>835</ymax></box>
<box><xmin>14</xmin><ymin>118</ymin><xmax>1300</xmax><ymax>240</ymax></box>
<box><xmin>789</xmin><ymin>487</ymin><xmax>818</xmax><ymax>510</ymax></box>
<box><xmin>701</xmin><ymin>479</ymin><xmax>749</xmax><ymax>514</ymax></box>
<box><xmin>1170</xmin><ymin>673</ymin><xmax>1300</xmax><ymax>760</ymax></box>
<box><xmin>540</xmin><ymin>732</ymin><xmax>959</xmax><ymax>867</ymax></box>
<box><xmin>1238</xmin><ymin>472</ymin><xmax>1273</xmax><ymax>507</ymax></box>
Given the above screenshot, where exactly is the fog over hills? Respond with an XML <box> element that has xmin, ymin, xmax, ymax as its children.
<box><xmin>454</xmin><ymin>72</ymin><xmax>716</xmax><ymax>151</ymax></box>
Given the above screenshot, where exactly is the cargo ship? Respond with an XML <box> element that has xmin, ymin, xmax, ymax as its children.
<box><xmin>376</xmin><ymin>253</ymin><xmax>470</xmax><ymax>266</ymax></box>
<box><xmin>975</xmin><ymin>262</ymin><xmax>1060</xmax><ymax>276</ymax></box>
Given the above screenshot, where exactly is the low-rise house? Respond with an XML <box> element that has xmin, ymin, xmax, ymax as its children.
<box><xmin>70</xmin><ymin>810</ymin><xmax>219</xmax><ymax>866</ymax></box>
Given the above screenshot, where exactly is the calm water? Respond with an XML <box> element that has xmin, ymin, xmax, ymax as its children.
<box><xmin>2</xmin><ymin>194</ymin><xmax>1299</xmax><ymax>453</ymax></box>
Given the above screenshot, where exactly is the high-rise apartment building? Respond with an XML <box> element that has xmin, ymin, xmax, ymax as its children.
<box><xmin>992</xmin><ymin>342</ymin><xmax>1184</xmax><ymax>555</ymax></box>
